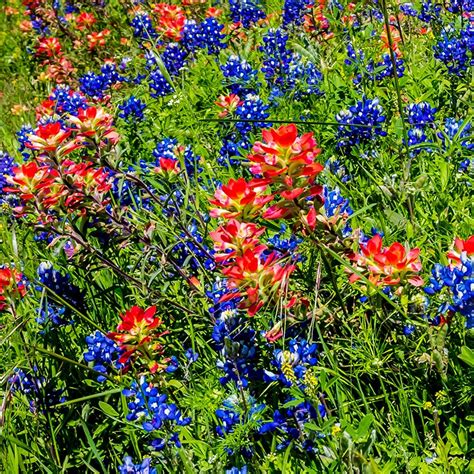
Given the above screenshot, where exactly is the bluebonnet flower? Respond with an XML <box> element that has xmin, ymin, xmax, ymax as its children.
<box><xmin>207</xmin><ymin>278</ymin><xmax>238</xmax><ymax>318</ymax></box>
<box><xmin>9</xmin><ymin>368</ymin><xmax>66</xmax><ymax>413</ymax></box>
<box><xmin>218</xmin><ymin>135</ymin><xmax>249</xmax><ymax>167</ymax></box>
<box><xmin>182</xmin><ymin>19</ymin><xmax>226</xmax><ymax>55</ymax></box>
<box><xmin>264</xmin><ymin>338</ymin><xmax>318</xmax><ymax>386</ymax></box>
<box><xmin>261</xmin><ymin>29</ymin><xmax>293</xmax><ymax>89</ymax></box>
<box><xmin>119</xmin><ymin>96</ymin><xmax>146</xmax><ymax>121</ymax></box>
<box><xmin>199</xmin><ymin>18</ymin><xmax>227</xmax><ymax>55</ymax></box>
<box><xmin>185</xmin><ymin>348</ymin><xmax>199</xmax><ymax>363</ymax></box>
<box><xmin>49</xmin><ymin>86</ymin><xmax>87</xmax><ymax>115</ymax></box>
<box><xmin>226</xmin><ymin>466</ymin><xmax>248</xmax><ymax>474</ymax></box>
<box><xmin>267</xmin><ymin>224</ymin><xmax>302</xmax><ymax>256</ymax></box>
<box><xmin>406</xmin><ymin>128</ymin><xmax>431</xmax><ymax>156</ymax></box>
<box><xmin>406</xmin><ymin>102</ymin><xmax>437</xmax><ymax>127</ymax></box>
<box><xmin>16</xmin><ymin>125</ymin><xmax>34</xmax><ymax>159</ymax></box>
<box><xmin>335</xmin><ymin>97</ymin><xmax>387</xmax><ymax>148</ymax></box>
<box><xmin>0</xmin><ymin>151</ymin><xmax>14</xmax><ymax>196</ymax></box>
<box><xmin>161</xmin><ymin>43</ymin><xmax>188</xmax><ymax>76</ymax></box>
<box><xmin>323</xmin><ymin>186</ymin><xmax>353</xmax><ymax>219</ymax></box>
<box><xmin>212</xmin><ymin>307</ymin><xmax>259</xmax><ymax>387</ymax></box>
<box><xmin>36</xmin><ymin>304</ymin><xmax>69</xmax><ymax>328</ymax></box>
<box><xmin>235</xmin><ymin>94</ymin><xmax>270</xmax><ymax>136</ymax></box>
<box><xmin>123</xmin><ymin>377</ymin><xmax>191</xmax><ymax>449</ymax></box>
<box><xmin>434</xmin><ymin>34</ymin><xmax>469</xmax><ymax>76</ymax></box>
<box><xmin>84</xmin><ymin>331</ymin><xmax>125</xmax><ymax>382</ymax></box>
<box><xmin>325</xmin><ymin>157</ymin><xmax>351</xmax><ymax>183</ymax></box>
<box><xmin>229</xmin><ymin>0</ymin><xmax>266</xmax><ymax>28</ymax></box>
<box><xmin>418</xmin><ymin>1</ymin><xmax>441</xmax><ymax>22</ymax></box>
<box><xmin>447</xmin><ymin>0</ymin><xmax>474</xmax><ymax>13</ymax></box>
<box><xmin>399</xmin><ymin>3</ymin><xmax>418</xmax><ymax>16</ymax></box>
<box><xmin>220</xmin><ymin>55</ymin><xmax>259</xmax><ymax>96</ymax></box>
<box><xmin>36</xmin><ymin>262</ymin><xmax>82</xmax><ymax>307</ymax></box>
<box><xmin>259</xmin><ymin>400</ymin><xmax>326</xmax><ymax>451</ymax></box>
<box><xmin>79</xmin><ymin>71</ymin><xmax>109</xmax><ymax>99</ymax></box>
<box><xmin>172</xmin><ymin>221</ymin><xmax>215</xmax><ymax>272</ymax></box>
<box><xmin>216</xmin><ymin>394</ymin><xmax>264</xmax><ymax>437</ymax></box>
<box><xmin>367</xmin><ymin>54</ymin><xmax>405</xmax><ymax>81</ymax></box>
<box><xmin>119</xmin><ymin>456</ymin><xmax>156</xmax><ymax>474</ymax></box>
<box><xmin>149</xmin><ymin>69</ymin><xmax>173</xmax><ymax>97</ymax></box>
<box><xmin>439</xmin><ymin>118</ymin><xmax>473</xmax><ymax>150</ymax></box>
<box><xmin>425</xmin><ymin>254</ymin><xmax>474</xmax><ymax>328</ymax></box>
<box><xmin>283</xmin><ymin>0</ymin><xmax>309</xmax><ymax>26</ymax></box>
<box><xmin>130</xmin><ymin>12</ymin><xmax>157</xmax><ymax>40</ymax></box>
<box><xmin>403</xmin><ymin>324</ymin><xmax>416</xmax><ymax>336</ymax></box>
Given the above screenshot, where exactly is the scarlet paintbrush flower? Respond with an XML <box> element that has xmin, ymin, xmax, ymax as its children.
<box><xmin>5</xmin><ymin>162</ymin><xmax>59</xmax><ymax>202</ymax></box>
<box><xmin>249</xmin><ymin>124</ymin><xmax>323</xmax><ymax>183</ymax></box>
<box><xmin>36</xmin><ymin>37</ymin><xmax>62</xmax><ymax>57</ymax></box>
<box><xmin>349</xmin><ymin>234</ymin><xmax>423</xmax><ymax>287</ymax></box>
<box><xmin>222</xmin><ymin>249</ymin><xmax>295</xmax><ymax>316</ymax></box>
<box><xmin>26</xmin><ymin>122</ymin><xmax>72</xmax><ymax>154</ymax></box>
<box><xmin>0</xmin><ymin>267</ymin><xmax>27</xmax><ymax>311</ymax></box>
<box><xmin>210</xmin><ymin>178</ymin><xmax>273</xmax><ymax>221</ymax></box>
<box><xmin>87</xmin><ymin>29</ymin><xmax>111</xmax><ymax>50</ymax></box>
<box><xmin>153</xmin><ymin>3</ymin><xmax>186</xmax><ymax>40</ymax></box>
<box><xmin>154</xmin><ymin>158</ymin><xmax>180</xmax><ymax>175</ymax></box>
<box><xmin>210</xmin><ymin>219</ymin><xmax>266</xmax><ymax>262</ymax></box>
<box><xmin>215</xmin><ymin>94</ymin><xmax>242</xmax><ymax>118</ymax></box>
<box><xmin>447</xmin><ymin>236</ymin><xmax>474</xmax><ymax>265</ymax></box>
<box><xmin>107</xmin><ymin>306</ymin><xmax>169</xmax><ymax>364</ymax></box>
<box><xmin>76</xmin><ymin>12</ymin><xmax>96</xmax><ymax>30</ymax></box>
<box><xmin>68</xmin><ymin>106</ymin><xmax>119</xmax><ymax>145</ymax></box>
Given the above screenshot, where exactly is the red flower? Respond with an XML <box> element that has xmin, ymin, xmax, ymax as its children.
<box><xmin>349</xmin><ymin>234</ymin><xmax>423</xmax><ymax>287</ymax></box>
<box><xmin>36</xmin><ymin>37</ymin><xmax>62</xmax><ymax>57</ymax></box>
<box><xmin>76</xmin><ymin>12</ymin><xmax>96</xmax><ymax>30</ymax></box>
<box><xmin>26</xmin><ymin>122</ymin><xmax>73</xmax><ymax>154</ymax></box>
<box><xmin>222</xmin><ymin>249</ymin><xmax>295</xmax><ymax>316</ymax></box>
<box><xmin>249</xmin><ymin>124</ymin><xmax>322</xmax><ymax>182</ymax></box>
<box><xmin>154</xmin><ymin>158</ymin><xmax>180</xmax><ymax>175</ymax></box>
<box><xmin>210</xmin><ymin>219</ymin><xmax>266</xmax><ymax>262</ymax></box>
<box><xmin>209</xmin><ymin>178</ymin><xmax>273</xmax><ymax>220</ymax></box>
<box><xmin>5</xmin><ymin>162</ymin><xmax>60</xmax><ymax>202</ymax></box>
<box><xmin>107</xmin><ymin>306</ymin><xmax>169</xmax><ymax>364</ymax></box>
<box><xmin>153</xmin><ymin>3</ymin><xmax>186</xmax><ymax>41</ymax></box>
<box><xmin>68</xmin><ymin>106</ymin><xmax>119</xmax><ymax>145</ymax></box>
<box><xmin>215</xmin><ymin>94</ymin><xmax>242</xmax><ymax>118</ymax></box>
<box><xmin>0</xmin><ymin>267</ymin><xmax>27</xmax><ymax>311</ymax></box>
<box><xmin>447</xmin><ymin>236</ymin><xmax>474</xmax><ymax>265</ymax></box>
<box><xmin>87</xmin><ymin>29</ymin><xmax>111</xmax><ymax>49</ymax></box>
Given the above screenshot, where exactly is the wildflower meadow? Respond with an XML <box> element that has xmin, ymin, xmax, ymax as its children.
<box><xmin>0</xmin><ymin>0</ymin><xmax>473</xmax><ymax>472</ymax></box>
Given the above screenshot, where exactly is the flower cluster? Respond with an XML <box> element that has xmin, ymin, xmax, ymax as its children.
<box><xmin>349</xmin><ymin>234</ymin><xmax>423</xmax><ymax>290</ymax></box>
<box><xmin>425</xmin><ymin>236</ymin><xmax>474</xmax><ymax>328</ymax></box>
<box><xmin>119</xmin><ymin>457</ymin><xmax>156</xmax><ymax>474</ymax></box>
<box><xmin>123</xmin><ymin>377</ymin><xmax>191</xmax><ymax>450</ymax></box>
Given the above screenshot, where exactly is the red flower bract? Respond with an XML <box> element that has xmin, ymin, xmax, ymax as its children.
<box><xmin>107</xmin><ymin>306</ymin><xmax>169</xmax><ymax>365</ymax></box>
<box><xmin>0</xmin><ymin>267</ymin><xmax>27</xmax><ymax>311</ymax></box>
<box><xmin>349</xmin><ymin>234</ymin><xmax>423</xmax><ymax>288</ymax></box>
<box><xmin>209</xmin><ymin>177</ymin><xmax>273</xmax><ymax>220</ymax></box>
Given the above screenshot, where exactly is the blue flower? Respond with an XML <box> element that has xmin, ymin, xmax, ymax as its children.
<box><xmin>130</xmin><ymin>12</ymin><xmax>157</xmax><ymax>40</ymax></box>
<box><xmin>220</xmin><ymin>55</ymin><xmax>259</xmax><ymax>96</ymax></box>
<box><xmin>434</xmin><ymin>34</ymin><xmax>469</xmax><ymax>76</ymax></box>
<box><xmin>0</xmin><ymin>151</ymin><xmax>14</xmax><ymax>199</ymax></box>
<box><xmin>406</xmin><ymin>102</ymin><xmax>437</xmax><ymax>127</ymax></box>
<box><xmin>119</xmin><ymin>456</ymin><xmax>156</xmax><ymax>474</ymax></box>
<box><xmin>283</xmin><ymin>0</ymin><xmax>308</xmax><ymax>26</ymax></box>
<box><xmin>123</xmin><ymin>377</ymin><xmax>191</xmax><ymax>449</ymax></box>
<box><xmin>182</xmin><ymin>19</ymin><xmax>226</xmax><ymax>54</ymax></box>
<box><xmin>161</xmin><ymin>43</ymin><xmax>188</xmax><ymax>76</ymax></box>
<box><xmin>84</xmin><ymin>331</ymin><xmax>125</xmax><ymax>382</ymax></box>
<box><xmin>229</xmin><ymin>0</ymin><xmax>266</xmax><ymax>28</ymax></box>
<box><xmin>149</xmin><ymin>69</ymin><xmax>173</xmax><ymax>97</ymax></box>
<box><xmin>9</xmin><ymin>368</ymin><xmax>66</xmax><ymax>413</ymax></box>
<box><xmin>235</xmin><ymin>94</ymin><xmax>270</xmax><ymax>136</ymax></box>
<box><xmin>119</xmin><ymin>96</ymin><xmax>146</xmax><ymax>121</ymax></box>
<box><xmin>335</xmin><ymin>97</ymin><xmax>387</xmax><ymax>148</ymax></box>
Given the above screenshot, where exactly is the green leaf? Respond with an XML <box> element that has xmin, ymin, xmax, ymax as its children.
<box><xmin>458</xmin><ymin>346</ymin><xmax>474</xmax><ymax>367</ymax></box>
<box><xmin>98</xmin><ymin>401</ymin><xmax>119</xmax><ymax>418</ymax></box>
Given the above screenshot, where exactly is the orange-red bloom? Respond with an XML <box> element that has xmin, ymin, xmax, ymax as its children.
<box><xmin>107</xmin><ymin>306</ymin><xmax>169</xmax><ymax>364</ymax></box>
<box><xmin>447</xmin><ymin>236</ymin><xmax>474</xmax><ymax>265</ymax></box>
<box><xmin>349</xmin><ymin>234</ymin><xmax>423</xmax><ymax>287</ymax></box>
<box><xmin>209</xmin><ymin>178</ymin><xmax>273</xmax><ymax>220</ymax></box>
<box><xmin>0</xmin><ymin>267</ymin><xmax>27</xmax><ymax>311</ymax></box>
